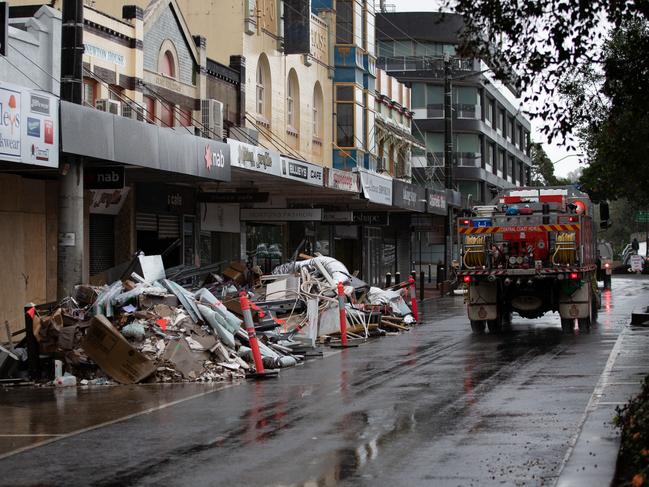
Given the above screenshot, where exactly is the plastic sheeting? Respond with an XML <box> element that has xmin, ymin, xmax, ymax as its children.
<box><xmin>367</xmin><ymin>287</ymin><xmax>412</xmax><ymax>316</ymax></box>
<box><xmin>272</xmin><ymin>256</ymin><xmax>351</xmax><ymax>285</ymax></box>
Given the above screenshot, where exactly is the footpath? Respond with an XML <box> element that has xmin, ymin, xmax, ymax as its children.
<box><xmin>555</xmin><ymin>324</ymin><xmax>649</xmax><ymax>487</ymax></box>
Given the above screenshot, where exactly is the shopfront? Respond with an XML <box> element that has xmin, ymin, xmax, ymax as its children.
<box><xmin>240</xmin><ymin>208</ymin><xmax>323</xmax><ymax>273</ymax></box>
<box><xmin>392</xmin><ymin>179</ymin><xmax>427</xmax><ymax>279</ymax></box>
<box><xmin>356</xmin><ymin>169</ymin><xmax>394</xmax><ymax>286</ymax></box>
<box><xmin>61</xmin><ymin>101</ymin><xmax>232</xmax><ymax>275</ymax></box>
<box><xmin>0</xmin><ymin>81</ymin><xmax>60</xmax><ymax>337</ymax></box>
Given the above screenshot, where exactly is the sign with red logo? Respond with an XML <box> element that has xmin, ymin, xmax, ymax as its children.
<box><xmin>0</xmin><ymin>81</ymin><xmax>58</xmax><ymax>168</ymax></box>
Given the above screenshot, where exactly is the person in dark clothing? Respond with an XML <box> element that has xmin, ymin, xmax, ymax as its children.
<box><xmin>632</xmin><ymin>238</ymin><xmax>640</xmax><ymax>253</ymax></box>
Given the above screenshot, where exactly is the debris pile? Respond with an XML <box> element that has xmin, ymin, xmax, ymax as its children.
<box><xmin>1</xmin><ymin>253</ymin><xmax>417</xmax><ymax>386</ymax></box>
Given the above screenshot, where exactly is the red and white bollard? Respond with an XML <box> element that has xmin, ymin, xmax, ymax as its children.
<box><xmin>239</xmin><ymin>292</ymin><xmax>278</xmax><ymax>379</ymax></box>
<box><xmin>331</xmin><ymin>282</ymin><xmax>358</xmax><ymax>349</ymax></box>
<box><xmin>408</xmin><ymin>275</ymin><xmax>419</xmax><ymax>323</ymax></box>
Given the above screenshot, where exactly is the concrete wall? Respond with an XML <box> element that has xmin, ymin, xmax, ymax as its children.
<box><xmin>0</xmin><ymin>6</ymin><xmax>60</xmax><ymax>95</ymax></box>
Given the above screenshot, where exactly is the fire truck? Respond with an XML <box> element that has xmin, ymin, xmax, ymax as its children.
<box><xmin>457</xmin><ymin>186</ymin><xmax>601</xmax><ymax>334</ymax></box>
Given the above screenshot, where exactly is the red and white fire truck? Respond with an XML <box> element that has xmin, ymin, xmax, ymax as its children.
<box><xmin>457</xmin><ymin>186</ymin><xmax>601</xmax><ymax>334</ymax></box>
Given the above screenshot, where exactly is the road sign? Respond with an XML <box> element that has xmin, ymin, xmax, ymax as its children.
<box><xmin>634</xmin><ymin>211</ymin><xmax>649</xmax><ymax>223</ymax></box>
<box><xmin>630</xmin><ymin>254</ymin><xmax>644</xmax><ymax>272</ymax></box>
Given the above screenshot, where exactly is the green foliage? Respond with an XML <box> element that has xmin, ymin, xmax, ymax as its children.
<box><xmin>445</xmin><ymin>0</ymin><xmax>649</xmax><ymax>145</ymax></box>
<box><xmin>574</xmin><ymin>20</ymin><xmax>649</xmax><ymax>204</ymax></box>
<box><xmin>615</xmin><ymin>376</ymin><xmax>649</xmax><ymax>486</ymax></box>
<box><xmin>528</xmin><ymin>142</ymin><xmax>571</xmax><ymax>187</ymax></box>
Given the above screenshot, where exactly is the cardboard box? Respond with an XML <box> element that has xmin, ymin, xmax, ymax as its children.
<box><xmin>81</xmin><ymin>315</ymin><xmax>155</xmax><ymax>384</ymax></box>
<box><xmin>222</xmin><ymin>267</ymin><xmax>245</xmax><ymax>284</ymax></box>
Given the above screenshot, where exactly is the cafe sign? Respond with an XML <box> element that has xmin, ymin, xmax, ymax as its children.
<box><xmin>280</xmin><ymin>156</ymin><xmax>324</xmax><ymax>186</ymax></box>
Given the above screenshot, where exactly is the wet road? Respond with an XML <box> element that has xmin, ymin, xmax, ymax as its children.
<box><xmin>0</xmin><ymin>276</ymin><xmax>647</xmax><ymax>487</ymax></box>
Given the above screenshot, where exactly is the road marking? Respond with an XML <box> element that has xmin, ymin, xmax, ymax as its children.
<box><xmin>0</xmin><ymin>382</ymin><xmax>237</xmax><ymax>462</ymax></box>
<box><xmin>0</xmin><ymin>434</ymin><xmax>63</xmax><ymax>437</ymax></box>
<box><xmin>553</xmin><ymin>327</ymin><xmax>626</xmax><ymax>487</ymax></box>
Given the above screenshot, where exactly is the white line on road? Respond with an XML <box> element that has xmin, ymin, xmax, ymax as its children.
<box><xmin>553</xmin><ymin>327</ymin><xmax>626</xmax><ymax>487</ymax></box>
<box><xmin>0</xmin><ymin>382</ymin><xmax>237</xmax><ymax>462</ymax></box>
<box><xmin>0</xmin><ymin>434</ymin><xmax>63</xmax><ymax>437</ymax></box>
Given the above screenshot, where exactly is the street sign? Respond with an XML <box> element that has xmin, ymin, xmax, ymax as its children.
<box><xmin>634</xmin><ymin>211</ymin><xmax>649</xmax><ymax>223</ymax></box>
<box><xmin>630</xmin><ymin>254</ymin><xmax>644</xmax><ymax>272</ymax></box>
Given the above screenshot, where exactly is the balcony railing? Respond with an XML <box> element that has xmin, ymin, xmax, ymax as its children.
<box><xmin>426</xmin><ymin>103</ymin><xmax>444</xmax><ymax>118</ymax></box>
<box><xmin>377</xmin><ymin>56</ymin><xmax>481</xmax><ymax>73</ymax></box>
<box><xmin>456</xmin><ymin>103</ymin><xmax>481</xmax><ymax>119</ymax></box>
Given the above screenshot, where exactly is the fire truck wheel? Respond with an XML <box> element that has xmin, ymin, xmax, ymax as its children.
<box><xmin>591</xmin><ymin>299</ymin><xmax>598</xmax><ymax>323</ymax></box>
<box><xmin>604</xmin><ymin>275</ymin><xmax>612</xmax><ymax>289</ymax></box>
<box><xmin>487</xmin><ymin>318</ymin><xmax>503</xmax><ymax>334</ymax></box>
<box><xmin>561</xmin><ymin>318</ymin><xmax>574</xmax><ymax>333</ymax></box>
<box><xmin>470</xmin><ymin>320</ymin><xmax>486</xmax><ymax>334</ymax></box>
<box><xmin>578</xmin><ymin>317</ymin><xmax>591</xmax><ymax>332</ymax></box>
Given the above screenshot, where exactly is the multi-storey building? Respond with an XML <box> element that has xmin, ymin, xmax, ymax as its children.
<box><xmin>376</xmin><ymin>11</ymin><xmax>533</xmax><ymax>205</ymax></box>
<box><xmin>374</xmin><ymin>67</ymin><xmax>420</xmax><ymax>179</ymax></box>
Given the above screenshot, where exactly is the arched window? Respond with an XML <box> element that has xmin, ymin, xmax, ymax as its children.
<box><xmin>287</xmin><ymin>69</ymin><xmax>300</xmax><ymax>132</ymax></box>
<box><xmin>256</xmin><ymin>54</ymin><xmax>271</xmax><ymax>121</ymax></box>
<box><xmin>158</xmin><ymin>43</ymin><xmax>177</xmax><ymax>79</ymax></box>
<box><xmin>312</xmin><ymin>82</ymin><xmax>323</xmax><ymax>139</ymax></box>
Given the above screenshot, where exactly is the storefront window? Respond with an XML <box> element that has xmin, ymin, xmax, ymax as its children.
<box><xmin>246</xmin><ymin>224</ymin><xmax>285</xmax><ymax>274</ymax></box>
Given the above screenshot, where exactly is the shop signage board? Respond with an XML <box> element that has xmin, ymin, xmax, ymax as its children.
<box><xmin>427</xmin><ymin>188</ymin><xmax>448</xmax><ymax>215</ymax></box>
<box><xmin>201</xmin><ymin>203</ymin><xmax>241</xmax><ymax>233</ymax></box>
<box><xmin>240</xmin><ymin>208</ymin><xmax>322</xmax><ymax>221</ymax></box>
<box><xmin>356</xmin><ymin>168</ymin><xmax>393</xmax><ymax>206</ymax></box>
<box><xmin>228</xmin><ymin>139</ymin><xmax>281</xmax><ymax>177</ymax></box>
<box><xmin>197</xmin><ymin>139</ymin><xmax>231</xmax><ymax>181</ymax></box>
<box><xmin>198</xmin><ymin>192</ymin><xmax>269</xmax><ymax>203</ymax></box>
<box><xmin>393</xmin><ymin>179</ymin><xmax>426</xmax><ymax>213</ymax></box>
<box><xmin>85</xmin><ymin>166</ymin><xmax>125</xmax><ymax>189</ymax></box>
<box><xmin>283</xmin><ymin>0</ymin><xmax>311</xmax><ymax>55</ymax></box>
<box><xmin>353</xmin><ymin>212</ymin><xmax>389</xmax><ymax>226</ymax></box>
<box><xmin>322</xmin><ymin>211</ymin><xmax>354</xmax><ymax>223</ymax></box>
<box><xmin>327</xmin><ymin>167</ymin><xmax>360</xmax><ymax>193</ymax></box>
<box><xmin>90</xmin><ymin>187</ymin><xmax>131</xmax><ymax>215</ymax></box>
<box><xmin>280</xmin><ymin>156</ymin><xmax>324</xmax><ymax>186</ymax></box>
<box><xmin>0</xmin><ymin>81</ymin><xmax>59</xmax><ymax>168</ymax></box>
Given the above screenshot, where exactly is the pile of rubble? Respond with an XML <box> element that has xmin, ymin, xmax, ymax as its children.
<box><xmin>1</xmin><ymin>253</ymin><xmax>416</xmax><ymax>387</ymax></box>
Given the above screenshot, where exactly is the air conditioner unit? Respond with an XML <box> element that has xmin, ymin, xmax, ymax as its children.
<box><xmin>200</xmin><ymin>99</ymin><xmax>224</xmax><ymax>140</ymax></box>
<box><xmin>95</xmin><ymin>99</ymin><xmax>120</xmax><ymax>115</ymax></box>
<box><xmin>121</xmin><ymin>102</ymin><xmax>144</xmax><ymax>121</ymax></box>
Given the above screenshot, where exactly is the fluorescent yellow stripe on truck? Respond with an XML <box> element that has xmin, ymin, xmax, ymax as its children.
<box><xmin>459</xmin><ymin>224</ymin><xmax>581</xmax><ymax>234</ymax></box>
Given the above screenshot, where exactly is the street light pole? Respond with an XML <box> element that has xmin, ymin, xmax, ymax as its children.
<box><xmin>443</xmin><ymin>55</ymin><xmax>453</xmax><ymax>274</ymax></box>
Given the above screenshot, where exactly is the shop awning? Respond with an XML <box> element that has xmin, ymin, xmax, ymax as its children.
<box><xmin>393</xmin><ymin>179</ymin><xmax>426</xmax><ymax>213</ymax></box>
<box><xmin>356</xmin><ymin>168</ymin><xmax>393</xmax><ymax>206</ymax></box>
<box><xmin>60</xmin><ymin>101</ymin><xmax>231</xmax><ymax>182</ymax></box>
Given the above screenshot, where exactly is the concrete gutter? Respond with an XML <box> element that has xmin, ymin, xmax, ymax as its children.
<box><xmin>555</xmin><ymin>325</ymin><xmax>649</xmax><ymax>487</ymax></box>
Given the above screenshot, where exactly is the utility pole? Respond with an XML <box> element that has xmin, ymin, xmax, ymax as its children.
<box><xmin>443</xmin><ymin>54</ymin><xmax>453</xmax><ymax>274</ymax></box>
<box><xmin>58</xmin><ymin>0</ymin><xmax>85</xmax><ymax>299</ymax></box>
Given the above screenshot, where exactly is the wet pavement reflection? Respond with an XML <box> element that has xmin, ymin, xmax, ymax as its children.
<box><xmin>0</xmin><ymin>276</ymin><xmax>646</xmax><ymax>487</ymax></box>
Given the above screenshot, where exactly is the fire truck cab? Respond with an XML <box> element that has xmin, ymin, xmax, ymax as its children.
<box><xmin>458</xmin><ymin>187</ymin><xmax>600</xmax><ymax>334</ymax></box>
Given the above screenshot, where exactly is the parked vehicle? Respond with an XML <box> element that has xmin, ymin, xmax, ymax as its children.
<box><xmin>458</xmin><ymin>186</ymin><xmax>601</xmax><ymax>334</ymax></box>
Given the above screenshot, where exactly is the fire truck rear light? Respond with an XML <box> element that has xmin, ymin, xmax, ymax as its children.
<box><xmin>569</xmin><ymin>272</ymin><xmax>579</xmax><ymax>280</ymax></box>
<box><xmin>604</xmin><ymin>263</ymin><xmax>610</xmax><ymax>268</ymax></box>
<box><xmin>461</xmin><ymin>219</ymin><xmax>470</xmax><ymax>226</ymax></box>
<box><xmin>463</xmin><ymin>275</ymin><xmax>472</xmax><ymax>283</ymax></box>
<box><xmin>568</xmin><ymin>216</ymin><xmax>578</xmax><ymax>222</ymax></box>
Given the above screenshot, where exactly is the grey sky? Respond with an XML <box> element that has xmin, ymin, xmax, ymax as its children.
<box><xmin>383</xmin><ymin>0</ymin><xmax>583</xmax><ymax>178</ymax></box>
